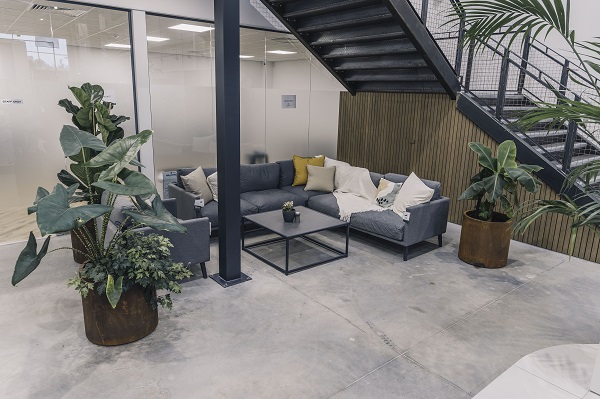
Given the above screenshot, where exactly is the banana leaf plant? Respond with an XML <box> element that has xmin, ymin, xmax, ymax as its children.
<box><xmin>452</xmin><ymin>0</ymin><xmax>600</xmax><ymax>254</ymax></box>
<box><xmin>459</xmin><ymin>140</ymin><xmax>543</xmax><ymax>221</ymax></box>
<box><xmin>12</xmin><ymin>125</ymin><xmax>187</xmax><ymax>308</ymax></box>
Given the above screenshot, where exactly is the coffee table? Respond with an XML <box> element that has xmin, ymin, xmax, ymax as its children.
<box><xmin>242</xmin><ymin>206</ymin><xmax>350</xmax><ymax>275</ymax></box>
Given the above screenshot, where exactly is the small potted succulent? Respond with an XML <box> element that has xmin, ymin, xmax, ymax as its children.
<box><xmin>282</xmin><ymin>201</ymin><xmax>296</xmax><ymax>222</ymax></box>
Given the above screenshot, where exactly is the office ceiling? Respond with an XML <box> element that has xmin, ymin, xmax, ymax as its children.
<box><xmin>0</xmin><ymin>0</ymin><xmax>310</xmax><ymax>61</ymax></box>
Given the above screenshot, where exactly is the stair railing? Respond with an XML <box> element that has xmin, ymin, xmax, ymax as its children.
<box><xmin>411</xmin><ymin>0</ymin><xmax>600</xmax><ymax>176</ymax></box>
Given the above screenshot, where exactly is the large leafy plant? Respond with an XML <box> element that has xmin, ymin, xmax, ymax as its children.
<box><xmin>57</xmin><ymin>83</ymin><xmax>132</xmax><ymax>206</ymax></box>
<box><xmin>12</xmin><ymin>85</ymin><xmax>190</xmax><ymax>309</ymax></box>
<box><xmin>453</xmin><ymin>0</ymin><xmax>600</xmax><ymax>253</ymax></box>
<box><xmin>459</xmin><ymin>140</ymin><xmax>542</xmax><ymax>221</ymax></box>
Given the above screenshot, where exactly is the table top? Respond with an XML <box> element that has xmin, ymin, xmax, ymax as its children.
<box><xmin>243</xmin><ymin>206</ymin><xmax>347</xmax><ymax>238</ymax></box>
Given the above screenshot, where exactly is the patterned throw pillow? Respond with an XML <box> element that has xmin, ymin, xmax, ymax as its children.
<box><xmin>375</xmin><ymin>178</ymin><xmax>403</xmax><ymax>208</ymax></box>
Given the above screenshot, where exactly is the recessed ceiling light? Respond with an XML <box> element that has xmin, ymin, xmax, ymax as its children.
<box><xmin>168</xmin><ymin>24</ymin><xmax>214</xmax><ymax>33</ymax></box>
<box><xmin>104</xmin><ymin>43</ymin><xmax>131</xmax><ymax>49</ymax></box>
<box><xmin>266</xmin><ymin>50</ymin><xmax>297</xmax><ymax>55</ymax></box>
<box><xmin>146</xmin><ymin>36</ymin><xmax>169</xmax><ymax>42</ymax></box>
<box><xmin>40</xmin><ymin>18</ymin><xmax>44</xmax><ymax>21</ymax></box>
<box><xmin>239</xmin><ymin>55</ymin><xmax>255</xmax><ymax>59</ymax></box>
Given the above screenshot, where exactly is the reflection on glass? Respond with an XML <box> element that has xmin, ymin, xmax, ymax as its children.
<box><xmin>0</xmin><ymin>0</ymin><xmax>135</xmax><ymax>243</ymax></box>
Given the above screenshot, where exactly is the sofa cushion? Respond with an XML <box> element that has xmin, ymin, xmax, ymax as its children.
<box><xmin>370</xmin><ymin>172</ymin><xmax>384</xmax><ymax>187</ymax></box>
<box><xmin>240</xmin><ymin>163</ymin><xmax>280</xmax><ymax>193</ymax></box>
<box><xmin>241</xmin><ymin>189</ymin><xmax>307</xmax><ymax>212</ymax></box>
<box><xmin>281</xmin><ymin>185</ymin><xmax>323</xmax><ymax>201</ymax></box>
<box><xmin>384</xmin><ymin>173</ymin><xmax>441</xmax><ymax>201</ymax></box>
<box><xmin>180</xmin><ymin>166</ymin><xmax>213</xmax><ymax>203</ymax></box>
<box><xmin>277</xmin><ymin>160</ymin><xmax>295</xmax><ymax>188</ymax></box>
<box><xmin>292</xmin><ymin>155</ymin><xmax>325</xmax><ymax>186</ymax></box>
<box><xmin>350</xmin><ymin>210</ymin><xmax>405</xmax><ymax>242</ymax></box>
<box><xmin>307</xmin><ymin>194</ymin><xmax>340</xmax><ymax>219</ymax></box>
<box><xmin>305</xmin><ymin>165</ymin><xmax>335</xmax><ymax>192</ymax></box>
<box><xmin>177</xmin><ymin>168</ymin><xmax>196</xmax><ymax>187</ymax></box>
<box><xmin>198</xmin><ymin>199</ymin><xmax>259</xmax><ymax>228</ymax></box>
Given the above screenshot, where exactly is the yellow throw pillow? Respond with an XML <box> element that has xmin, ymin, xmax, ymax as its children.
<box><xmin>292</xmin><ymin>155</ymin><xmax>325</xmax><ymax>186</ymax></box>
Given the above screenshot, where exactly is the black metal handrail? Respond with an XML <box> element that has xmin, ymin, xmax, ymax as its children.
<box><xmin>413</xmin><ymin>0</ymin><xmax>600</xmax><ymax>176</ymax></box>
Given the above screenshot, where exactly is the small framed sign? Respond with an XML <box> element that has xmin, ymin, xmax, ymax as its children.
<box><xmin>281</xmin><ymin>95</ymin><xmax>296</xmax><ymax>109</ymax></box>
<box><xmin>1</xmin><ymin>99</ymin><xmax>23</xmax><ymax>105</ymax></box>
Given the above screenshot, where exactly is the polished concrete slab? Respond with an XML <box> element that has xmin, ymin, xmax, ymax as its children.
<box><xmin>0</xmin><ymin>223</ymin><xmax>598</xmax><ymax>398</ymax></box>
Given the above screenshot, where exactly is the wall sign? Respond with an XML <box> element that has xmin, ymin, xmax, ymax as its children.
<box><xmin>281</xmin><ymin>95</ymin><xmax>296</xmax><ymax>109</ymax></box>
<box><xmin>1</xmin><ymin>99</ymin><xmax>23</xmax><ymax>105</ymax></box>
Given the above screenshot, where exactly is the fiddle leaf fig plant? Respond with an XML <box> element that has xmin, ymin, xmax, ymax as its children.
<box><xmin>459</xmin><ymin>140</ymin><xmax>543</xmax><ymax>221</ymax></box>
<box><xmin>12</xmin><ymin>83</ymin><xmax>191</xmax><ymax>310</ymax></box>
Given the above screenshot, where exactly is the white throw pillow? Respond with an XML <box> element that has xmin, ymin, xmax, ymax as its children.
<box><xmin>324</xmin><ymin>157</ymin><xmax>351</xmax><ymax>189</ymax></box>
<box><xmin>207</xmin><ymin>172</ymin><xmax>218</xmax><ymax>202</ymax></box>
<box><xmin>181</xmin><ymin>166</ymin><xmax>213</xmax><ymax>203</ymax></box>
<box><xmin>375</xmin><ymin>178</ymin><xmax>403</xmax><ymax>208</ymax></box>
<box><xmin>393</xmin><ymin>173</ymin><xmax>434</xmax><ymax>216</ymax></box>
<box><xmin>336</xmin><ymin>165</ymin><xmax>378</xmax><ymax>201</ymax></box>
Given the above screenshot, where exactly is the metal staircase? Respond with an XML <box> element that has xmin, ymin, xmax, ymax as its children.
<box><xmin>260</xmin><ymin>0</ymin><xmax>600</xmax><ymax>197</ymax></box>
<box><xmin>259</xmin><ymin>0</ymin><xmax>460</xmax><ymax>97</ymax></box>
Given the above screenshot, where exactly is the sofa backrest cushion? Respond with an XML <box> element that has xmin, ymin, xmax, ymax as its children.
<box><xmin>384</xmin><ymin>173</ymin><xmax>441</xmax><ymax>201</ymax></box>
<box><xmin>240</xmin><ymin>163</ymin><xmax>280</xmax><ymax>193</ymax></box>
<box><xmin>176</xmin><ymin>168</ymin><xmax>196</xmax><ymax>187</ymax></box>
<box><xmin>277</xmin><ymin>160</ymin><xmax>294</xmax><ymax>188</ymax></box>
<box><xmin>370</xmin><ymin>172</ymin><xmax>384</xmax><ymax>188</ymax></box>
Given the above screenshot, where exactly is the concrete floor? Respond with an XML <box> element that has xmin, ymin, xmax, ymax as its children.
<box><xmin>1</xmin><ymin>223</ymin><xmax>599</xmax><ymax>399</ymax></box>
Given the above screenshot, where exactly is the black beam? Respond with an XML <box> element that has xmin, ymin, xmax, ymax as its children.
<box><xmin>211</xmin><ymin>0</ymin><xmax>250</xmax><ymax>287</ymax></box>
<box><xmin>382</xmin><ymin>0</ymin><xmax>461</xmax><ymax>99</ymax></box>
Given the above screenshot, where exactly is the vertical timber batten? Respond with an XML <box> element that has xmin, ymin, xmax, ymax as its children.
<box><xmin>211</xmin><ymin>0</ymin><xmax>250</xmax><ymax>287</ymax></box>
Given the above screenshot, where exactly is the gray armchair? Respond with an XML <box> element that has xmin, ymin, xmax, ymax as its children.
<box><xmin>100</xmin><ymin>195</ymin><xmax>211</xmax><ymax>279</ymax></box>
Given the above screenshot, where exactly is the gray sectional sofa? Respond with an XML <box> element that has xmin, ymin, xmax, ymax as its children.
<box><xmin>169</xmin><ymin>160</ymin><xmax>450</xmax><ymax>260</ymax></box>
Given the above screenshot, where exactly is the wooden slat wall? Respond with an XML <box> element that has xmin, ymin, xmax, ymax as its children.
<box><xmin>337</xmin><ymin>92</ymin><xmax>600</xmax><ymax>263</ymax></box>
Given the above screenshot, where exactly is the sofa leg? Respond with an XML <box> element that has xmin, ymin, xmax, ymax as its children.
<box><xmin>403</xmin><ymin>246</ymin><xmax>408</xmax><ymax>261</ymax></box>
<box><xmin>200</xmin><ymin>262</ymin><xmax>208</xmax><ymax>279</ymax></box>
<box><xmin>438</xmin><ymin>234</ymin><xmax>443</xmax><ymax>247</ymax></box>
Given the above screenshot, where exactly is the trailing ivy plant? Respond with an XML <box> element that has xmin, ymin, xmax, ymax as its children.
<box><xmin>459</xmin><ymin>140</ymin><xmax>543</xmax><ymax>221</ymax></box>
<box><xmin>68</xmin><ymin>233</ymin><xmax>191</xmax><ymax>309</ymax></box>
<box><xmin>12</xmin><ymin>84</ymin><xmax>190</xmax><ymax>309</ymax></box>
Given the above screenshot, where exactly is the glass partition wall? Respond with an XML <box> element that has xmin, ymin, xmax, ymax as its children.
<box><xmin>0</xmin><ymin>0</ymin><xmax>135</xmax><ymax>243</ymax></box>
<box><xmin>0</xmin><ymin>4</ymin><xmax>344</xmax><ymax>243</ymax></box>
<box><xmin>146</xmin><ymin>14</ymin><xmax>344</xmax><ymax>193</ymax></box>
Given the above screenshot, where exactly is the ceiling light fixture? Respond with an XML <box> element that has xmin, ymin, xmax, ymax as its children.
<box><xmin>168</xmin><ymin>24</ymin><xmax>214</xmax><ymax>33</ymax></box>
<box><xmin>239</xmin><ymin>55</ymin><xmax>255</xmax><ymax>59</ymax></box>
<box><xmin>104</xmin><ymin>43</ymin><xmax>131</xmax><ymax>49</ymax></box>
<box><xmin>146</xmin><ymin>36</ymin><xmax>169</xmax><ymax>42</ymax></box>
<box><xmin>266</xmin><ymin>50</ymin><xmax>297</xmax><ymax>55</ymax></box>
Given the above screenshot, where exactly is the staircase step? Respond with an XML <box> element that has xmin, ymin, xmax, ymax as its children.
<box><xmin>519</xmin><ymin>129</ymin><xmax>569</xmax><ymax>139</ymax></box>
<box><xmin>555</xmin><ymin>154</ymin><xmax>600</xmax><ymax>169</ymax></box>
<box><xmin>344</xmin><ymin>69</ymin><xmax>437</xmax><ymax>82</ymax></box>
<box><xmin>309</xmin><ymin>23</ymin><xmax>406</xmax><ymax>47</ymax></box>
<box><xmin>354</xmin><ymin>81</ymin><xmax>446</xmax><ymax>93</ymax></box>
<box><xmin>332</xmin><ymin>54</ymin><xmax>428</xmax><ymax>71</ymax></box>
<box><xmin>321</xmin><ymin>39</ymin><xmax>416</xmax><ymax>59</ymax></box>
<box><xmin>296</xmin><ymin>5</ymin><xmax>393</xmax><ymax>33</ymax></box>
<box><xmin>476</xmin><ymin>94</ymin><xmax>535</xmax><ymax>107</ymax></box>
<box><xmin>536</xmin><ymin>142</ymin><xmax>587</xmax><ymax>154</ymax></box>
<box><xmin>282</xmin><ymin>0</ymin><xmax>380</xmax><ymax>18</ymax></box>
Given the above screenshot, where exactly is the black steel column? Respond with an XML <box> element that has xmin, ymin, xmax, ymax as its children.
<box><xmin>517</xmin><ymin>34</ymin><xmax>531</xmax><ymax>95</ymax></box>
<box><xmin>211</xmin><ymin>0</ymin><xmax>250</xmax><ymax>287</ymax></box>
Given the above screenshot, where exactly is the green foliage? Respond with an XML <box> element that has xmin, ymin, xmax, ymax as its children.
<box><xmin>453</xmin><ymin>0</ymin><xmax>600</xmax><ymax>254</ymax></box>
<box><xmin>12</xmin><ymin>83</ymin><xmax>189</xmax><ymax>310</ymax></box>
<box><xmin>459</xmin><ymin>141</ymin><xmax>542</xmax><ymax>221</ymax></box>
<box><xmin>70</xmin><ymin>233</ymin><xmax>192</xmax><ymax>309</ymax></box>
